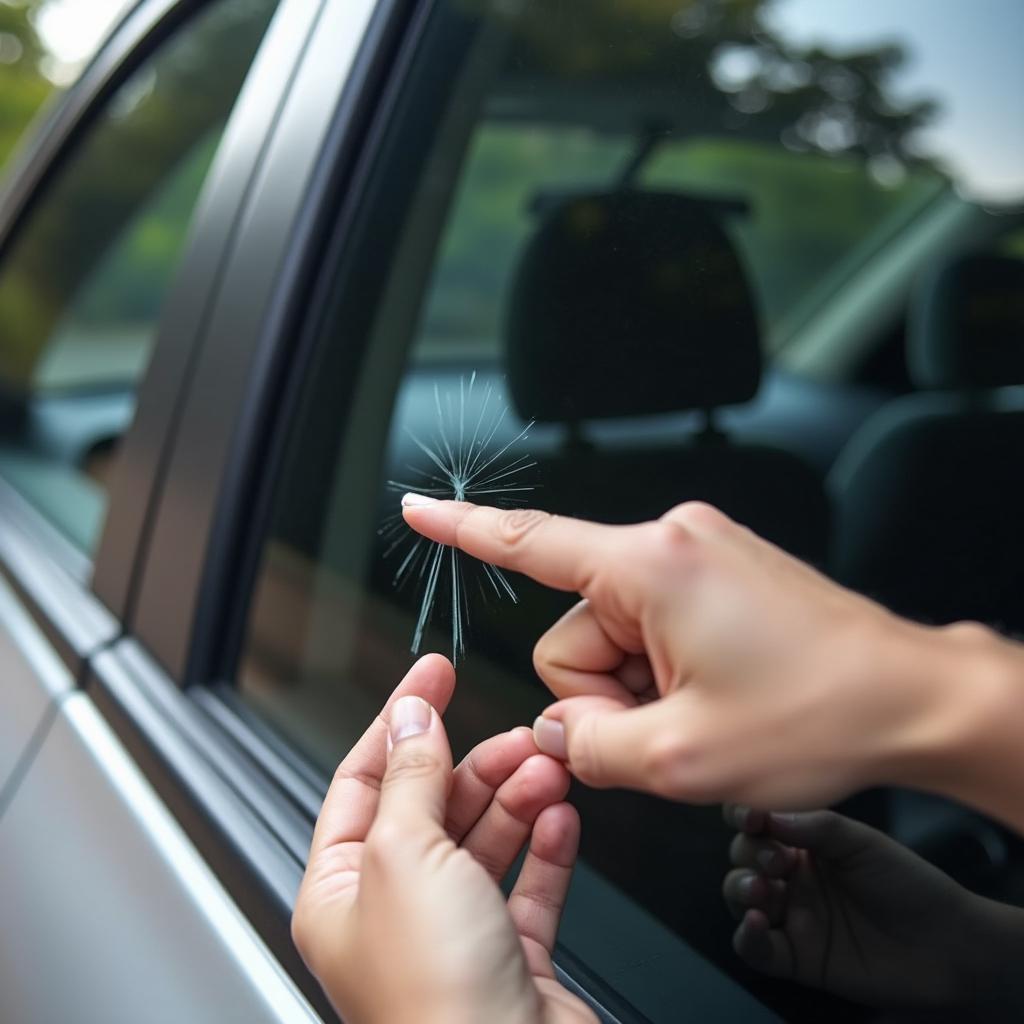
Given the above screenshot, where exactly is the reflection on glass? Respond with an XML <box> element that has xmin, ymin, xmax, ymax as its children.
<box><xmin>0</xmin><ymin>0</ymin><xmax>278</xmax><ymax>551</ymax></box>
<box><xmin>238</xmin><ymin>1</ymin><xmax>1024</xmax><ymax>1020</ymax></box>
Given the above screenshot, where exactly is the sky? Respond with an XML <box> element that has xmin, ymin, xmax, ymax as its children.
<box><xmin>32</xmin><ymin>0</ymin><xmax>132</xmax><ymax>81</ymax></box>
<box><xmin>768</xmin><ymin>0</ymin><xmax>1024</xmax><ymax>204</ymax></box>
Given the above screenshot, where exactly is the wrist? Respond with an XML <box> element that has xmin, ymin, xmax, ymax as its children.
<box><xmin>882</xmin><ymin>619</ymin><xmax>1024</xmax><ymax>829</ymax></box>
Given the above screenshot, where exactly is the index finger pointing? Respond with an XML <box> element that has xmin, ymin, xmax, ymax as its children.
<box><xmin>401</xmin><ymin>498</ymin><xmax>615</xmax><ymax>593</ymax></box>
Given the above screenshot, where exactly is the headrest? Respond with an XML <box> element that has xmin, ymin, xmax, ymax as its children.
<box><xmin>909</xmin><ymin>254</ymin><xmax>1024</xmax><ymax>389</ymax></box>
<box><xmin>505</xmin><ymin>191</ymin><xmax>761</xmax><ymax>422</ymax></box>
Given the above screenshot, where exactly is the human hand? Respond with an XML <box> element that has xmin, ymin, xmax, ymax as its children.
<box><xmin>723</xmin><ymin>805</ymin><xmax>976</xmax><ymax>1012</ymax></box>
<box><xmin>401</xmin><ymin>498</ymin><xmax>1007</xmax><ymax>812</ymax></box>
<box><xmin>291</xmin><ymin>654</ymin><xmax>596</xmax><ymax>1024</ymax></box>
<box><xmin>723</xmin><ymin>805</ymin><xmax>1024</xmax><ymax>1019</ymax></box>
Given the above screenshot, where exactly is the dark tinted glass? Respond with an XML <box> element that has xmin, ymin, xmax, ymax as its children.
<box><xmin>237</xmin><ymin>1</ymin><xmax>1024</xmax><ymax>1019</ymax></box>
<box><xmin>0</xmin><ymin>0</ymin><xmax>278</xmax><ymax>551</ymax></box>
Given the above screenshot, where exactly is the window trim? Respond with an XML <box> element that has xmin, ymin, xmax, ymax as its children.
<box><xmin>130</xmin><ymin>0</ymin><xmax>405</xmax><ymax>683</ymax></box>
<box><xmin>93</xmin><ymin>0</ymin><xmax>330</xmax><ymax>622</ymax></box>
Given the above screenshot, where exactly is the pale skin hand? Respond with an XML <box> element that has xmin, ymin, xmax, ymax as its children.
<box><xmin>292</xmin><ymin>654</ymin><xmax>597</xmax><ymax>1024</ymax></box>
<box><xmin>402</xmin><ymin>497</ymin><xmax>1024</xmax><ymax>830</ymax></box>
<box><xmin>723</xmin><ymin>805</ymin><xmax>1024</xmax><ymax>1020</ymax></box>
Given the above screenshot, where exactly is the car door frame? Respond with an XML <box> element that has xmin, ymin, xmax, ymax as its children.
<box><xmin>0</xmin><ymin>0</ymin><xmax>334</xmax><ymax>1013</ymax></box>
<box><xmin>75</xmin><ymin>0</ymin><xmax>411</xmax><ymax>1019</ymax></box>
<box><xmin>0</xmin><ymin>0</ymin><xmax>324</xmax><ymax>642</ymax></box>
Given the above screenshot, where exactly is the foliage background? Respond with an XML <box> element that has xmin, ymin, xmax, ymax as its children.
<box><xmin>0</xmin><ymin>0</ymin><xmax>56</xmax><ymax>174</ymax></box>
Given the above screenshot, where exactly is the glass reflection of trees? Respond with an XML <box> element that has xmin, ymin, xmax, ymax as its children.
<box><xmin>0</xmin><ymin>0</ymin><xmax>275</xmax><ymax>392</ymax></box>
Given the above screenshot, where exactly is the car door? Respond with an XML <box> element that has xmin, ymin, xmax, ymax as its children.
<box><xmin>0</xmin><ymin>0</ymin><xmax>337</xmax><ymax>1020</ymax></box>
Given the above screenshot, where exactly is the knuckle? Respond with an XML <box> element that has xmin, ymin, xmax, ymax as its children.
<box><xmin>469</xmin><ymin>847</ymin><xmax>507</xmax><ymax>880</ymax></box>
<box><xmin>942</xmin><ymin>619</ymin><xmax>992</xmax><ymax>646</ymax></box>
<box><xmin>496</xmin><ymin>508</ymin><xmax>550</xmax><ymax>547</ymax></box>
<box><xmin>510</xmin><ymin>883</ymin><xmax>563</xmax><ymax>919</ymax></box>
<box><xmin>664</xmin><ymin>500</ymin><xmax>728</xmax><ymax>532</ymax></box>
<box><xmin>642</xmin><ymin>729</ymin><xmax>687</xmax><ymax>790</ymax></box>
<box><xmin>384</xmin><ymin>749</ymin><xmax>442</xmax><ymax>784</ymax></box>
<box><xmin>565</xmin><ymin>715</ymin><xmax>604</xmax><ymax>785</ymax></box>
<box><xmin>643</xmin><ymin>729</ymin><xmax>718</xmax><ymax>802</ymax></box>
<box><xmin>332</xmin><ymin>760</ymin><xmax>382</xmax><ymax>793</ymax></box>
<box><xmin>811</xmin><ymin>809</ymin><xmax>842</xmax><ymax>841</ymax></box>
<box><xmin>728</xmin><ymin>833</ymin><xmax>750</xmax><ymax>866</ymax></box>
<box><xmin>532</xmin><ymin>630</ymin><xmax>557</xmax><ymax>677</ymax></box>
<box><xmin>640</xmin><ymin>520</ymin><xmax>699</xmax><ymax>570</ymax></box>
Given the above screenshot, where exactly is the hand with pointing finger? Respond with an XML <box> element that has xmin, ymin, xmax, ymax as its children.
<box><xmin>292</xmin><ymin>654</ymin><xmax>595</xmax><ymax>1024</ymax></box>
<box><xmin>401</xmin><ymin>497</ymin><xmax>1024</xmax><ymax>832</ymax></box>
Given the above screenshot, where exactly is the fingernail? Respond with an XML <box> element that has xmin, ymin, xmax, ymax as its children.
<box><xmin>402</xmin><ymin>492</ymin><xmax>438</xmax><ymax>508</ymax></box>
<box><xmin>757</xmin><ymin>849</ymin><xmax>779</xmax><ymax>873</ymax></box>
<box><xmin>390</xmin><ymin>696</ymin><xmax>432</xmax><ymax>746</ymax></box>
<box><xmin>533</xmin><ymin>716</ymin><xmax>567</xmax><ymax>760</ymax></box>
<box><xmin>738</xmin><ymin>872</ymin><xmax>758</xmax><ymax>900</ymax></box>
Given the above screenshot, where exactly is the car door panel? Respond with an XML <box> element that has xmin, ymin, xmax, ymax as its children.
<box><xmin>0</xmin><ymin>574</ymin><xmax>69</xmax><ymax>801</ymax></box>
<box><xmin>0</xmin><ymin>2</ymin><xmax>323</xmax><ymax>1021</ymax></box>
<box><xmin>0</xmin><ymin>474</ymin><xmax>115</xmax><ymax>802</ymax></box>
<box><xmin>0</xmin><ymin>691</ymin><xmax>318</xmax><ymax>1024</ymax></box>
<box><xmin>87</xmin><ymin>636</ymin><xmax>339</xmax><ymax>1020</ymax></box>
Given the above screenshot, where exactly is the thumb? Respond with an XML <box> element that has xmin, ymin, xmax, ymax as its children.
<box><xmin>535</xmin><ymin>695</ymin><xmax>682</xmax><ymax>793</ymax></box>
<box><xmin>373</xmin><ymin>695</ymin><xmax>453</xmax><ymax>839</ymax></box>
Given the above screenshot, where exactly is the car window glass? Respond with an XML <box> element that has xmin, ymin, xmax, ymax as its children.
<box><xmin>234</xmin><ymin>1</ymin><xmax>1023</xmax><ymax>1018</ymax></box>
<box><xmin>0</xmin><ymin>0</ymin><xmax>279</xmax><ymax>552</ymax></box>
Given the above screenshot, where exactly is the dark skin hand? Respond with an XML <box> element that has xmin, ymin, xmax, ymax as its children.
<box><xmin>723</xmin><ymin>805</ymin><xmax>1024</xmax><ymax>1020</ymax></box>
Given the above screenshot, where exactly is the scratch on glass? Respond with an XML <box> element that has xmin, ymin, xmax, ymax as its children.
<box><xmin>379</xmin><ymin>372</ymin><xmax>535</xmax><ymax>662</ymax></box>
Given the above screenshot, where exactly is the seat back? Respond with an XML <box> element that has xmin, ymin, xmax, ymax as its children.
<box><xmin>831</xmin><ymin>254</ymin><xmax>1024</xmax><ymax>628</ymax></box>
<box><xmin>505</xmin><ymin>190</ymin><xmax>829</xmax><ymax>563</ymax></box>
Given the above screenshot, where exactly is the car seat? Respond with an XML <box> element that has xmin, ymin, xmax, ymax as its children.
<box><xmin>830</xmin><ymin>253</ymin><xmax>1024</xmax><ymax>630</ymax></box>
<box><xmin>504</xmin><ymin>189</ymin><xmax>830</xmax><ymax>565</ymax></box>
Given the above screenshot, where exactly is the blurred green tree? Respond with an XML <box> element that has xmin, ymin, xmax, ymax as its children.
<box><xmin>425</xmin><ymin>0</ymin><xmax>945</xmax><ymax>350</ymax></box>
<box><xmin>0</xmin><ymin>0</ymin><xmax>53</xmax><ymax>171</ymax></box>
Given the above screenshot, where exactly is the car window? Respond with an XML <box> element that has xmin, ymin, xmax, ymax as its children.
<box><xmin>233</xmin><ymin>0</ymin><xmax>1022</xmax><ymax>1017</ymax></box>
<box><xmin>0</xmin><ymin>0</ymin><xmax>279</xmax><ymax>552</ymax></box>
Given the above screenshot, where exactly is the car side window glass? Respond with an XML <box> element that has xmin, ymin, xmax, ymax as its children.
<box><xmin>0</xmin><ymin>0</ymin><xmax>278</xmax><ymax>552</ymax></box>
<box><xmin>234</xmin><ymin>1</ymin><xmax>1022</xmax><ymax>1018</ymax></box>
